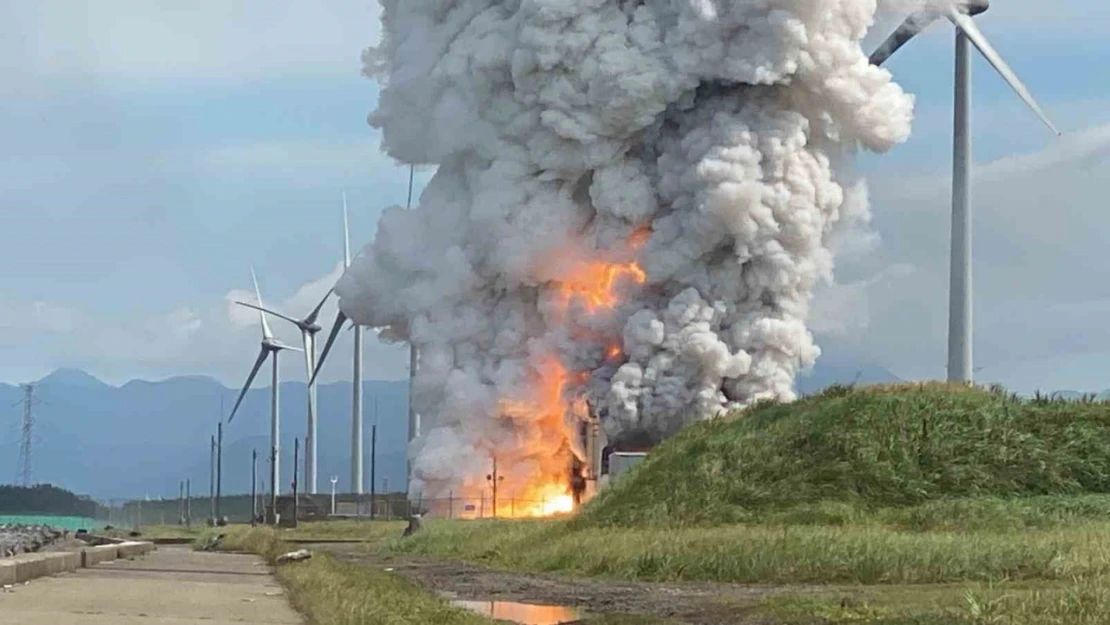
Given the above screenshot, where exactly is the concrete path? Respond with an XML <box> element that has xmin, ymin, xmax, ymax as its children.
<box><xmin>0</xmin><ymin>546</ymin><xmax>304</xmax><ymax>624</ymax></box>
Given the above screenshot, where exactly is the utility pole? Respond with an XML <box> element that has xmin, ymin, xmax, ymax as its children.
<box><xmin>486</xmin><ymin>456</ymin><xmax>504</xmax><ymax>519</ymax></box>
<box><xmin>370</xmin><ymin>398</ymin><xmax>378</xmax><ymax>520</ymax></box>
<box><xmin>216</xmin><ymin>421</ymin><xmax>223</xmax><ymax>522</ymax></box>
<box><xmin>16</xmin><ymin>384</ymin><xmax>36</xmax><ymax>487</ymax></box>
<box><xmin>209</xmin><ymin>435</ymin><xmax>216</xmax><ymax>524</ymax></box>
<box><xmin>179</xmin><ymin>481</ymin><xmax>185</xmax><ymax>524</ymax></box>
<box><xmin>185</xmin><ymin>479</ymin><xmax>191</xmax><ymax>527</ymax></box>
<box><xmin>292</xmin><ymin>438</ymin><xmax>300</xmax><ymax>528</ymax></box>
<box><xmin>251</xmin><ymin>449</ymin><xmax>258</xmax><ymax>526</ymax></box>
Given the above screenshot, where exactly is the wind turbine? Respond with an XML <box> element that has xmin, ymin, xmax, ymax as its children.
<box><xmin>235</xmin><ymin>284</ymin><xmax>332</xmax><ymax>496</ymax></box>
<box><xmin>310</xmin><ymin>196</ymin><xmax>364</xmax><ymax>494</ymax></box>
<box><xmin>227</xmin><ymin>267</ymin><xmax>302</xmax><ymax>521</ymax></box>
<box><xmin>869</xmin><ymin>0</ymin><xmax>1059</xmax><ymax>384</ymax></box>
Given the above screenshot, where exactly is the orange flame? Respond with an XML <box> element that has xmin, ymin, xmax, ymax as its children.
<box><xmin>558</xmin><ymin>261</ymin><xmax>646</xmax><ymax>312</ymax></box>
<box><xmin>628</xmin><ymin>225</ymin><xmax>652</xmax><ymax>249</ymax></box>
<box><xmin>483</xmin><ymin>229</ymin><xmax>651</xmax><ymax>518</ymax></box>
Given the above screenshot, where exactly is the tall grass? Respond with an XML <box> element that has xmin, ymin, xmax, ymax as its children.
<box><xmin>578</xmin><ymin>384</ymin><xmax>1110</xmax><ymax>528</ymax></box>
<box><xmin>389</xmin><ymin>514</ymin><xmax>1110</xmax><ymax>585</ymax></box>
<box><xmin>199</xmin><ymin>526</ymin><xmax>495</xmax><ymax>625</ymax></box>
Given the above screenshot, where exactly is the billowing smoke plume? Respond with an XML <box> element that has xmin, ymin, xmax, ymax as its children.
<box><xmin>339</xmin><ymin>0</ymin><xmax>915</xmax><ymax>501</ymax></box>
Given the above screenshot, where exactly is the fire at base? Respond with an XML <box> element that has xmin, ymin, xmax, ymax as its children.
<box><xmin>337</xmin><ymin>1</ymin><xmax>917</xmax><ymax>514</ymax></box>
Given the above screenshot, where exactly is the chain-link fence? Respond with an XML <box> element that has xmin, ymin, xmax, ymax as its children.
<box><xmin>416</xmin><ymin>491</ymin><xmax>576</xmax><ymax>519</ymax></box>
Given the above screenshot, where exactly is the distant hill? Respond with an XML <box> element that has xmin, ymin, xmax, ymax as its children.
<box><xmin>0</xmin><ymin>372</ymin><xmax>410</xmax><ymax>501</ymax></box>
<box><xmin>795</xmin><ymin>359</ymin><xmax>902</xmax><ymax>396</ymax></box>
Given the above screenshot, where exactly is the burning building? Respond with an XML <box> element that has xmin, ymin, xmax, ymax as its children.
<box><xmin>336</xmin><ymin>1</ymin><xmax>915</xmax><ymax>514</ymax></box>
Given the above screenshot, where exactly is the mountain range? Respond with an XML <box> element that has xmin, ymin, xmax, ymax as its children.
<box><xmin>2</xmin><ymin>358</ymin><xmax>905</xmax><ymax>501</ymax></box>
<box><xmin>1</xmin><ymin>369</ymin><xmax>410</xmax><ymax>501</ymax></box>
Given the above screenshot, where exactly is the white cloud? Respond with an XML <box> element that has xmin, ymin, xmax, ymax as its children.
<box><xmin>2</xmin><ymin>0</ymin><xmax>381</xmax><ymax>88</ymax></box>
<box><xmin>0</xmin><ymin>300</ymin><xmax>85</xmax><ymax>336</ymax></box>
<box><xmin>811</xmin><ymin>264</ymin><xmax>917</xmax><ymax>338</ymax></box>
<box><xmin>823</xmin><ymin>121</ymin><xmax>1110</xmax><ymax>390</ymax></box>
<box><xmin>226</xmin><ymin>262</ymin><xmax>344</xmax><ymax>330</ymax></box>
<box><xmin>0</xmin><ymin>266</ymin><xmax>407</xmax><ymax>387</ymax></box>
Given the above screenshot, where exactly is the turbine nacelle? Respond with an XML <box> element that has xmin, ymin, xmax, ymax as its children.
<box><xmin>962</xmin><ymin>0</ymin><xmax>990</xmax><ymax>16</ymax></box>
<box><xmin>869</xmin><ymin>0</ymin><xmax>1058</xmax><ymax>137</ymax></box>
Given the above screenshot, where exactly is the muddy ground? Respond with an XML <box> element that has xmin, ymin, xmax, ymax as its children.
<box><xmin>315</xmin><ymin>542</ymin><xmax>833</xmax><ymax>624</ymax></box>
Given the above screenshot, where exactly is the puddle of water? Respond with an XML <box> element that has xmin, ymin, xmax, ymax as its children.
<box><xmin>451</xmin><ymin>599</ymin><xmax>582</xmax><ymax>624</ymax></box>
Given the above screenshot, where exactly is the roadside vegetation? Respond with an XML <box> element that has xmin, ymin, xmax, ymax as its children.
<box><xmin>199</xmin><ymin>525</ymin><xmax>496</xmax><ymax>625</ymax></box>
<box><xmin>200</xmin><ymin>384</ymin><xmax>1110</xmax><ymax>623</ymax></box>
<box><xmin>384</xmin><ymin>383</ymin><xmax>1110</xmax><ymax>623</ymax></box>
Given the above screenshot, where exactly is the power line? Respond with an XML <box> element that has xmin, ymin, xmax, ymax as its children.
<box><xmin>16</xmin><ymin>384</ymin><xmax>37</xmax><ymax>487</ymax></box>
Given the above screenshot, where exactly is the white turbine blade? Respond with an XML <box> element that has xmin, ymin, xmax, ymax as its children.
<box><xmin>229</xmin><ymin>348</ymin><xmax>269</xmax><ymax>423</ymax></box>
<box><xmin>342</xmin><ymin>194</ymin><xmax>352</xmax><ymax>269</ymax></box>
<box><xmin>301</xmin><ymin>330</ymin><xmax>315</xmax><ymax>378</ymax></box>
<box><xmin>947</xmin><ymin>10</ymin><xmax>1060</xmax><ymax>136</ymax></box>
<box><xmin>271</xmin><ymin>340</ymin><xmax>304</xmax><ymax>353</ymax></box>
<box><xmin>305</xmin><ymin>288</ymin><xmax>334</xmax><ymax>326</ymax></box>
<box><xmin>250</xmin><ymin>265</ymin><xmax>274</xmax><ymax>340</ymax></box>
<box><xmin>869</xmin><ymin>10</ymin><xmax>941</xmax><ymax>66</ymax></box>
<box><xmin>235</xmin><ymin>301</ymin><xmax>301</xmax><ymax>326</ymax></box>
<box><xmin>309</xmin><ymin>310</ymin><xmax>348</xmax><ymax>387</ymax></box>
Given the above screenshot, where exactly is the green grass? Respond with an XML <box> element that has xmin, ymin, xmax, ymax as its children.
<box><xmin>578</xmin><ymin>383</ymin><xmax>1110</xmax><ymax>528</ymax></box>
<box><xmin>279</xmin><ymin>554</ymin><xmax>495</xmax><ymax>625</ymax></box>
<box><xmin>762</xmin><ymin>577</ymin><xmax>1110</xmax><ymax>624</ymax></box>
<box><xmin>387</xmin><ymin>509</ymin><xmax>1110</xmax><ymax>585</ymax></box>
<box><xmin>279</xmin><ymin>520</ymin><xmax>407</xmax><ymax>542</ymax></box>
<box><xmin>198</xmin><ymin>526</ymin><xmax>496</xmax><ymax>625</ymax></box>
<box><xmin>195</xmin><ymin>384</ymin><xmax>1110</xmax><ymax>624</ymax></box>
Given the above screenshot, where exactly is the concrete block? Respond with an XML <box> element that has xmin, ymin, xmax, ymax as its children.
<box><xmin>116</xmin><ymin>541</ymin><xmax>154</xmax><ymax>559</ymax></box>
<box><xmin>0</xmin><ymin>552</ymin><xmax>80</xmax><ymax>583</ymax></box>
<box><xmin>81</xmin><ymin>545</ymin><xmax>119</xmax><ymax>567</ymax></box>
<box><xmin>0</xmin><ymin>559</ymin><xmax>15</xmax><ymax>586</ymax></box>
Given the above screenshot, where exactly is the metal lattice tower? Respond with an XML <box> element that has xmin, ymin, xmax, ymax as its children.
<box><xmin>16</xmin><ymin>384</ymin><xmax>36</xmax><ymax>487</ymax></box>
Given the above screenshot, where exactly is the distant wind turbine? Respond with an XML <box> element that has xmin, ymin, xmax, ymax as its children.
<box><xmin>869</xmin><ymin>0</ymin><xmax>1059</xmax><ymax>384</ymax></box>
<box><xmin>314</xmin><ymin>169</ymin><xmax>420</xmax><ymax>494</ymax></box>
<box><xmin>235</xmin><ymin>283</ymin><xmax>332</xmax><ymax>495</ymax></box>
<box><xmin>310</xmin><ymin>195</ymin><xmax>363</xmax><ymax>494</ymax></box>
<box><xmin>227</xmin><ymin>266</ymin><xmax>302</xmax><ymax>520</ymax></box>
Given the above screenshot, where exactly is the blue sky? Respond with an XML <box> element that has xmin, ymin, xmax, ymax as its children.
<box><xmin>0</xmin><ymin>1</ymin><xmax>1108</xmax><ymax>394</ymax></box>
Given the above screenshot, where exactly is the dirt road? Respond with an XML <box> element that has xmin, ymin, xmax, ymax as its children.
<box><xmin>316</xmin><ymin>542</ymin><xmax>822</xmax><ymax>624</ymax></box>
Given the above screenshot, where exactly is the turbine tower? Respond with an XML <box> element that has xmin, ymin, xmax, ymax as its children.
<box><xmin>404</xmin><ymin>164</ymin><xmax>419</xmax><ymax>488</ymax></box>
<box><xmin>869</xmin><ymin>0</ymin><xmax>1059</xmax><ymax>383</ymax></box>
<box><xmin>236</xmin><ymin>284</ymin><xmax>332</xmax><ymax>495</ymax></box>
<box><xmin>310</xmin><ymin>197</ymin><xmax>364</xmax><ymax>494</ymax></box>
<box><xmin>227</xmin><ymin>267</ymin><xmax>302</xmax><ymax>520</ymax></box>
<box><xmin>346</xmin><ymin>196</ymin><xmax>365</xmax><ymax>495</ymax></box>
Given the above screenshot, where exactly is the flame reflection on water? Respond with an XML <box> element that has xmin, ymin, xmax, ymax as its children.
<box><xmin>452</xmin><ymin>599</ymin><xmax>583</xmax><ymax>625</ymax></box>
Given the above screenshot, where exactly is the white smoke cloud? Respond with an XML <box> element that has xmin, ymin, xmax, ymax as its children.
<box><xmin>338</xmin><ymin>0</ymin><xmax>915</xmax><ymax>498</ymax></box>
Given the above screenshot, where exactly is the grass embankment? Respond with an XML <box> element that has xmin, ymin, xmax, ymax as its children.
<box><xmin>583</xmin><ymin>382</ymin><xmax>1110</xmax><ymax>527</ymax></box>
<box><xmin>385</xmin><ymin>384</ymin><xmax>1110</xmax><ymax>623</ymax></box>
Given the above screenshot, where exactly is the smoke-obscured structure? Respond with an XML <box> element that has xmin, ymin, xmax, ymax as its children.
<box><xmin>337</xmin><ymin>1</ymin><xmax>916</xmax><ymax>509</ymax></box>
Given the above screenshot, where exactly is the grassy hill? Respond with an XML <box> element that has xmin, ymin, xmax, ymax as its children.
<box><xmin>578</xmin><ymin>383</ymin><xmax>1110</xmax><ymax>528</ymax></box>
